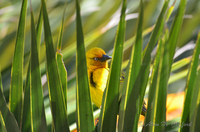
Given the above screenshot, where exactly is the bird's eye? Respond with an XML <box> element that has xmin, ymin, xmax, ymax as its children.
<box><xmin>93</xmin><ymin>57</ymin><xmax>99</xmax><ymax>61</ymax></box>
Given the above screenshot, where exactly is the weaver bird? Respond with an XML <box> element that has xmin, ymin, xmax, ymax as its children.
<box><xmin>86</xmin><ymin>47</ymin><xmax>146</xmax><ymax>116</ymax></box>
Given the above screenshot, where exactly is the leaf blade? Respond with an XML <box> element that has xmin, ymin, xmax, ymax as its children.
<box><xmin>41</xmin><ymin>0</ymin><xmax>70</xmax><ymax>131</ymax></box>
<box><xmin>143</xmin><ymin>38</ymin><xmax>163</xmax><ymax>132</ymax></box>
<box><xmin>0</xmin><ymin>87</ymin><xmax>20</xmax><ymax>132</ymax></box>
<box><xmin>154</xmin><ymin>30</ymin><xmax>169</xmax><ymax>132</ymax></box>
<box><xmin>179</xmin><ymin>31</ymin><xmax>200</xmax><ymax>132</ymax></box>
<box><xmin>122</xmin><ymin>0</ymin><xmax>169</xmax><ymax>131</ymax></box>
<box><xmin>75</xmin><ymin>0</ymin><xmax>95</xmax><ymax>131</ymax></box>
<box><xmin>21</xmin><ymin>6</ymin><xmax>43</xmax><ymax>132</ymax></box>
<box><xmin>118</xmin><ymin>0</ymin><xmax>143</xmax><ymax>131</ymax></box>
<box><xmin>99</xmin><ymin>0</ymin><xmax>127</xmax><ymax>131</ymax></box>
<box><xmin>193</xmin><ymin>69</ymin><xmax>200</xmax><ymax>132</ymax></box>
<box><xmin>30</xmin><ymin>8</ymin><xmax>47</xmax><ymax>132</ymax></box>
<box><xmin>56</xmin><ymin>0</ymin><xmax>68</xmax><ymax>108</ymax></box>
<box><xmin>9</xmin><ymin>0</ymin><xmax>28</xmax><ymax>125</ymax></box>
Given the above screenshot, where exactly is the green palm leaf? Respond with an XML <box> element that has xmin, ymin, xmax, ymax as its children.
<box><xmin>118</xmin><ymin>0</ymin><xmax>143</xmax><ymax>131</ymax></box>
<box><xmin>41</xmin><ymin>0</ymin><xmax>70</xmax><ymax>131</ymax></box>
<box><xmin>180</xmin><ymin>31</ymin><xmax>200</xmax><ymax>132</ymax></box>
<box><xmin>30</xmin><ymin>6</ymin><xmax>47</xmax><ymax>132</ymax></box>
<box><xmin>75</xmin><ymin>0</ymin><xmax>95</xmax><ymax>131</ymax></box>
<box><xmin>0</xmin><ymin>87</ymin><xmax>20</xmax><ymax>132</ymax></box>
<box><xmin>98</xmin><ymin>0</ymin><xmax>127</xmax><ymax>131</ymax></box>
<box><xmin>9</xmin><ymin>0</ymin><xmax>27</xmax><ymax>125</ymax></box>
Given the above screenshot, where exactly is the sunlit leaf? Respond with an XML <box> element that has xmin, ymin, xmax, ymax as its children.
<box><xmin>9</xmin><ymin>0</ymin><xmax>27</xmax><ymax>125</ymax></box>
<box><xmin>56</xmin><ymin>0</ymin><xmax>68</xmax><ymax>108</ymax></box>
<box><xmin>56</xmin><ymin>53</ymin><xmax>68</xmax><ymax>107</ymax></box>
<box><xmin>0</xmin><ymin>67</ymin><xmax>2</xmax><ymax>91</ymax></box>
<box><xmin>143</xmin><ymin>38</ymin><xmax>163</xmax><ymax>132</ymax></box>
<box><xmin>154</xmin><ymin>29</ymin><xmax>169</xmax><ymax>132</ymax></box>
<box><xmin>75</xmin><ymin>0</ymin><xmax>94</xmax><ymax>131</ymax></box>
<box><xmin>30</xmin><ymin>7</ymin><xmax>47</xmax><ymax>132</ymax></box>
<box><xmin>21</xmin><ymin>7</ymin><xmax>43</xmax><ymax>132</ymax></box>
<box><xmin>118</xmin><ymin>0</ymin><xmax>143</xmax><ymax>131</ymax></box>
<box><xmin>41</xmin><ymin>0</ymin><xmax>70</xmax><ymax>131</ymax></box>
<box><xmin>180</xmin><ymin>31</ymin><xmax>200</xmax><ymax>132</ymax></box>
<box><xmin>97</xmin><ymin>0</ymin><xmax>127</xmax><ymax>131</ymax></box>
<box><xmin>0</xmin><ymin>112</ymin><xmax>6</xmax><ymax>132</ymax></box>
<box><xmin>0</xmin><ymin>87</ymin><xmax>20</xmax><ymax>132</ymax></box>
<box><xmin>121</xmin><ymin>0</ymin><xmax>169</xmax><ymax>131</ymax></box>
<box><xmin>192</xmin><ymin>69</ymin><xmax>200</xmax><ymax>132</ymax></box>
<box><xmin>167</xmin><ymin>0</ymin><xmax>187</xmax><ymax>69</ymax></box>
<box><xmin>21</xmin><ymin>65</ymin><xmax>31</xmax><ymax>132</ymax></box>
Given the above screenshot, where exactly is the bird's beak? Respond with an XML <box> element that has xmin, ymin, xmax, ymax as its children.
<box><xmin>99</xmin><ymin>54</ymin><xmax>112</xmax><ymax>62</ymax></box>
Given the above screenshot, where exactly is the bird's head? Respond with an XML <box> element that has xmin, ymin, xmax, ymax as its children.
<box><xmin>86</xmin><ymin>47</ymin><xmax>111</xmax><ymax>70</ymax></box>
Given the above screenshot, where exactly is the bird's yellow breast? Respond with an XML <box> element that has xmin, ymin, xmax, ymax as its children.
<box><xmin>89</xmin><ymin>68</ymin><xmax>109</xmax><ymax>108</ymax></box>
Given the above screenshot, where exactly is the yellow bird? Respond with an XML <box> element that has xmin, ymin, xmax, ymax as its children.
<box><xmin>86</xmin><ymin>47</ymin><xmax>146</xmax><ymax>116</ymax></box>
